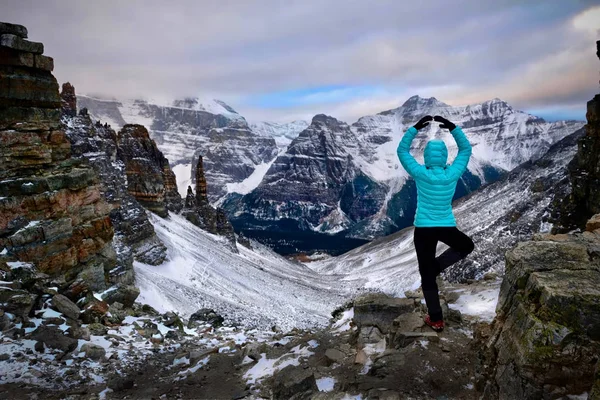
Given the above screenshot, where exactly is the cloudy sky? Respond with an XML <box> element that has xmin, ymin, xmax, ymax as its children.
<box><xmin>2</xmin><ymin>0</ymin><xmax>599</xmax><ymax>123</ymax></box>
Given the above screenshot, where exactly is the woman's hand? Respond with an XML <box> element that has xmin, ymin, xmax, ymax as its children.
<box><xmin>434</xmin><ymin>115</ymin><xmax>456</xmax><ymax>131</ymax></box>
<box><xmin>413</xmin><ymin>115</ymin><xmax>433</xmax><ymax>131</ymax></box>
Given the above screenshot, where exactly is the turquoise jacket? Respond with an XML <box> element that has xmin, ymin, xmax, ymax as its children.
<box><xmin>397</xmin><ymin>126</ymin><xmax>472</xmax><ymax>227</ymax></box>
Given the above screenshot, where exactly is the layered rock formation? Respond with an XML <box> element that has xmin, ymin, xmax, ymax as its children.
<box><xmin>552</xmin><ymin>41</ymin><xmax>600</xmax><ymax>234</ymax></box>
<box><xmin>61</xmin><ymin>84</ymin><xmax>167</xmax><ymax>267</ymax></box>
<box><xmin>475</xmin><ymin>216</ymin><xmax>600</xmax><ymax>399</ymax></box>
<box><xmin>117</xmin><ymin>124</ymin><xmax>183</xmax><ymax>217</ymax></box>
<box><xmin>77</xmin><ymin>95</ymin><xmax>279</xmax><ymax>201</ymax></box>
<box><xmin>0</xmin><ymin>23</ymin><xmax>119</xmax><ymax>301</ymax></box>
<box><xmin>182</xmin><ymin>156</ymin><xmax>237</xmax><ymax>249</ymax></box>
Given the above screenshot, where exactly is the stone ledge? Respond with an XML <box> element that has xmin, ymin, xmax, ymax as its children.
<box><xmin>0</xmin><ymin>22</ymin><xmax>28</xmax><ymax>39</ymax></box>
<box><xmin>0</xmin><ymin>34</ymin><xmax>43</xmax><ymax>54</ymax></box>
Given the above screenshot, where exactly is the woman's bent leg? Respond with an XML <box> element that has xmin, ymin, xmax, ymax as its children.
<box><xmin>435</xmin><ymin>227</ymin><xmax>475</xmax><ymax>274</ymax></box>
<box><xmin>414</xmin><ymin>228</ymin><xmax>444</xmax><ymax>322</ymax></box>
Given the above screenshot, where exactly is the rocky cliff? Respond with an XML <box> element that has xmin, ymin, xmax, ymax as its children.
<box><xmin>475</xmin><ymin>216</ymin><xmax>600</xmax><ymax>399</ymax></box>
<box><xmin>117</xmin><ymin>124</ymin><xmax>183</xmax><ymax>217</ymax></box>
<box><xmin>61</xmin><ymin>84</ymin><xmax>167</xmax><ymax>267</ymax></box>
<box><xmin>554</xmin><ymin>42</ymin><xmax>600</xmax><ymax>232</ymax></box>
<box><xmin>182</xmin><ymin>156</ymin><xmax>237</xmax><ymax>249</ymax></box>
<box><xmin>474</xmin><ymin>42</ymin><xmax>600</xmax><ymax>399</ymax></box>
<box><xmin>0</xmin><ymin>22</ymin><xmax>125</xmax><ymax>309</ymax></box>
<box><xmin>78</xmin><ymin>95</ymin><xmax>279</xmax><ymax>201</ymax></box>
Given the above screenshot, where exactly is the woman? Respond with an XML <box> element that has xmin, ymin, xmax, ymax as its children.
<box><xmin>397</xmin><ymin>115</ymin><xmax>475</xmax><ymax>332</ymax></box>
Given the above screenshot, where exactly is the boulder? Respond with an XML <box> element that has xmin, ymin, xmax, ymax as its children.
<box><xmin>242</xmin><ymin>341</ymin><xmax>269</xmax><ymax>361</ymax></box>
<box><xmin>353</xmin><ymin>293</ymin><xmax>416</xmax><ymax>334</ymax></box>
<box><xmin>68</xmin><ymin>325</ymin><xmax>90</xmax><ymax>341</ymax></box>
<box><xmin>80</xmin><ymin>343</ymin><xmax>106</xmax><ymax>360</ymax></box>
<box><xmin>107</xmin><ymin>376</ymin><xmax>134</xmax><ymax>392</ymax></box>
<box><xmin>271</xmin><ymin>364</ymin><xmax>318</xmax><ymax>400</ymax></box>
<box><xmin>80</xmin><ymin>299</ymin><xmax>109</xmax><ymax>324</ymax></box>
<box><xmin>188</xmin><ymin>308</ymin><xmax>224</xmax><ymax>328</ymax></box>
<box><xmin>587</xmin><ymin>213</ymin><xmax>600</xmax><ymax>232</ymax></box>
<box><xmin>161</xmin><ymin>311</ymin><xmax>184</xmax><ymax>331</ymax></box>
<box><xmin>87</xmin><ymin>322</ymin><xmax>108</xmax><ymax>336</ymax></box>
<box><xmin>355</xmin><ymin>349</ymin><xmax>368</xmax><ymax>365</ymax></box>
<box><xmin>106</xmin><ymin>302</ymin><xmax>127</xmax><ymax>325</ymax></box>
<box><xmin>30</xmin><ymin>325</ymin><xmax>77</xmax><ymax>352</ymax></box>
<box><xmin>101</xmin><ymin>285</ymin><xmax>139</xmax><ymax>308</ymax></box>
<box><xmin>324</xmin><ymin>348</ymin><xmax>346</xmax><ymax>364</ymax></box>
<box><xmin>0</xmin><ymin>287</ymin><xmax>35</xmax><ymax>317</ymax></box>
<box><xmin>51</xmin><ymin>294</ymin><xmax>80</xmax><ymax>320</ymax></box>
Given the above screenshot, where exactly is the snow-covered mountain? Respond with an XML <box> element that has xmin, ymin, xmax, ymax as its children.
<box><xmin>77</xmin><ymin>95</ymin><xmax>279</xmax><ymax>200</ymax></box>
<box><xmin>250</xmin><ymin>120</ymin><xmax>309</xmax><ymax>149</ymax></box>
<box><xmin>79</xmin><ymin>94</ymin><xmax>583</xmax><ymax>253</ymax></box>
<box><xmin>223</xmin><ymin>96</ymin><xmax>583</xmax><ymax>249</ymax></box>
<box><xmin>309</xmin><ymin>126</ymin><xmax>586</xmax><ymax>284</ymax></box>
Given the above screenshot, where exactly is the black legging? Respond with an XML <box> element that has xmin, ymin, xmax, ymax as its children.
<box><xmin>414</xmin><ymin>227</ymin><xmax>475</xmax><ymax>322</ymax></box>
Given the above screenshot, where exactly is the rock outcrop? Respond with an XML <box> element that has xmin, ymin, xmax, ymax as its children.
<box><xmin>60</xmin><ymin>81</ymin><xmax>76</xmax><ymax>117</ymax></box>
<box><xmin>61</xmin><ymin>83</ymin><xmax>167</xmax><ymax>267</ymax></box>
<box><xmin>117</xmin><ymin>124</ymin><xmax>183</xmax><ymax>217</ymax></box>
<box><xmin>0</xmin><ymin>22</ymin><xmax>117</xmax><ymax>298</ymax></box>
<box><xmin>182</xmin><ymin>156</ymin><xmax>237</xmax><ymax>249</ymax></box>
<box><xmin>475</xmin><ymin>215</ymin><xmax>600</xmax><ymax>399</ymax></box>
<box><xmin>554</xmin><ymin>40</ymin><xmax>600</xmax><ymax>232</ymax></box>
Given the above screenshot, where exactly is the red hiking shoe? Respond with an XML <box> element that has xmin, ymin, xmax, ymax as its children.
<box><xmin>424</xmin><ymin>315</ymin><xmax>444</xmax><ymax>332</ymax></box>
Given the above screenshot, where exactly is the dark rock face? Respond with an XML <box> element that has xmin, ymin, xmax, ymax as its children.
<box><xmin>60</xmin><ymin>82</ymin><xmax>77</xmax><ymax>117</ymax></box>
<box><xmin>224</xmin><ymin>114</ymin><xmax>388</xmax><ymax>243</ymax></box>
<box><xmin>62</xmin><ymin>87</ymin><xmax>167</xmax><ymax>268</ymax></box>
<box><xmin>475</xmin><ymin>221</ymin><xmax>600</xmax><ymax>399</ymax></box>
<box><xmin>182</xmin><ymin>157</ymin><xmax>236</xmax><ymax>249</ymax></box>
<box><xmin>0</xmin><ymin>23</ymin><xmax>116</xmax><ymax>292</ymax></box>
<box><xmin>553</xmin><ymin>41</ymin><xmax>600</xmax><ymax>232</ymax></box>
<box><xmin>188</xmin><ymin>127</ymin><xmax>278</xmax><ymax>201</ymax></box>
<box><xmin>117</xmin><ymin>124</ymin><xmax>183</xmax><ymax>217</ymax></box>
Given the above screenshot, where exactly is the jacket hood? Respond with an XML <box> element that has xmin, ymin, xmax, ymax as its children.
<box><xmin>424</xmin><ymin>140</ymin><xmax>448</xmax><ymax>167</ymax></box>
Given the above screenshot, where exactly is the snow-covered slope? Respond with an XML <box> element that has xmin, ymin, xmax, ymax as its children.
<box><xmin>134</xmin><ymin>213</ymin><xmax>363</xmax><ymax>330</ymax></box>
<box><xmin>251</xmin><ymin>120</ymin><xmax>309</xmax><ymax>149</ymax></box>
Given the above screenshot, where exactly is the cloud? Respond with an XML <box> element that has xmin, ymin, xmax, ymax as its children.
<box><xmin>1</xmin><ymin>0</ymin><xmax>598</xmax><ymax>123</ymax></box>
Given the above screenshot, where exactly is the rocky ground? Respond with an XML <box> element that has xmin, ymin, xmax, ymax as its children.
<box><xmin>0</xmin><ymin>276</ymin><xmax>501</xmax><ymax>399</ymax></box>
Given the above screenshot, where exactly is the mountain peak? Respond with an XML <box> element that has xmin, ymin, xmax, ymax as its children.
<box><xmin>311</xmin><ymin>114</ymin><xmax>341</xmax><ymax>125</ymax></box>
<box><xmin>171</xmin><ymin>97</ymin><xmax>242</xmax><ymax>119</ymax></box>
<box><xmin>404</xmin><ymin>95</ymin><xmax>448</xmax><ymax>107</ymax></box>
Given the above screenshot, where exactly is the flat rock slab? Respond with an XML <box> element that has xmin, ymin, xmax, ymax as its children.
<box><xmin>393</xmin><ymin>312</ymin><xmax>424</xmax><ymax>332</ymax></box>
<box><xmin>0</xmin><ymin>34</ymin><xmax>43</xmax><ymax>54</ymax></box>
<box><xmin>526</xmin><ymin>269</ymin><xmax>600</xmax><ymax>340</ymax></box>
<box><xmin>393</xmin><ymin>331</ymin><xmax>439</xmax><ymax>348</ymax></box>
<box><xmin>354</xmin><ymin>293</ymin><xmax>416</xmax><ymax>334</ymax></box>
<box><xmin>0</xmin><ymin>22</ymin><xmax>28</xmax><ymax>38</ymax></box>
